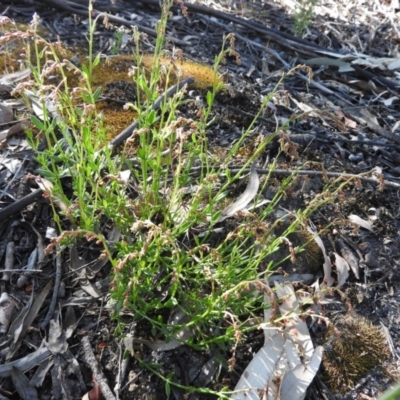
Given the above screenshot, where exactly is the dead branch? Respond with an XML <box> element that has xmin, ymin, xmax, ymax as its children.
<box><xmin>82</xmin><ymin>336</ymin><xmax>116</xmax><ymax>400</ymax></box>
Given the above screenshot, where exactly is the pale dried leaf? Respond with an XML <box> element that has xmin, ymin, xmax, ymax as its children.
<box><xmin>70</xmin><ymin>245</ymin><xmax>101</xmax><ymax>298</ymax></box>
<box><xmin>335</xmin><ymin>239</ymin><xmax>360</xmax><ymax>279</ymax></box>
<box><xmin>3</xmin><ymin>67</ymin><xmax>29</xmax><ymax>82</ymax></box>
<box><xmin>388</xmin><ymin>58</ymin><xmax>400</xmax><ymax>70</ymax></box>
<box><xmin>0</xmin><ymin>68</ymin><xmax>30</xmax><ymax>85</ymax></box>
<box><xmin>244</xmin><ymin>198</ymin><xmax>271</xmax><ymax>211</ymax></box>
<box><xmin>2</xmin><ymin>293</ymin><xmax>33</xmax><ymax>357</ymax></box>
<box><xmin>338</xmin><ymin>64</ymin><xmax>356</xmax><ymax>72</ymax></box>
<box><xmin>232</xmin><ymin>330</ymin><xmax>285</xmax><ymax>399</ymax></box>
<box><xmin>6</xmin><ymin>280</ymin><xmax>53</xmax><ymax>360</ymax></box>
<box><xmin>64</xmin><ymin>307</ymin><xmax>77</xmax><ymax>339</ymax></box>
<box><xmin>0</xmin><ymin>346</ymin><xmax>51</xmax><ymax>378</ymax></box>
<box><xmin>119</xmin><ymin>170</ymin><xmax>131</xmax><ymax>184</ymax></box>
<box><xmin>217</xmin><ymin>164</ymin><xmax>259</xmax><ymax>222</ymax></box>
<box><xmin>44</xmin><ymin>319</ymin><xmax>68</xmax><ymax>354</ymax></box>
<box><xmin>235</xmin><ymin>283</ymin><xmax>321</xmax><ymax>400</ymax></box>
<box><xmin>1</xmin><ymin>158</ymin><xmax>22</xmax><ymax>175</ymax></box>
<box><xmin>51</xmin><ymin>354</ymin><xmax>63</xmax><ymax>399</ymax></box>
<box><xmin>124</xmin><ymin>309</ymin><xmax>192</xmax><ymax>352</ymax></box>
<box><xmin>268</xmin><ymin>273</ymin><xmax>314</xmax><ymax>285</ymax></box>
<box><xmin>123</xmin><ymin>335</ymin><xmax>134</xmax><ymax>356</ymax></box>
<box><xmin>381</xmin><ymin>96</ymin><xmax>399</xmax><ymax>106</ymax></box>
<box><xmin>351</xmin><ymin>55</ymin><xmax>400</xmax><ymax>71</ymax></box>
<box><xmin>263</xmin><ymin>288</ymin><xmax>277</xmax><ymax>342</ymax></box>
<box><xmin>17</xmin><ymin>247</ymin><xmax>38</xmax><ymax>288</ymax></box>
<box><xmin>275</xmin><ymin>282</ymin><xmax>314</xmax><ymax>362</ymax></box>
<box><xmin>380</xmin><ymin>322</ymin><xmax>395</xmax><ymax>356</ymax></box>
<box><xmin>307</xmin><ymin>223</ymin><xmax>334</xmax><ymax>287</ymax></box>
<box><xmin>144</xmin><ymin>328</ymin><xmax>192</xmax><ymax>352</ymax></box>
<box><xmin>280</xmin><ymin>346</ymin><xmax>323</xmax><ymax>400</ymax></box>
<box><xmin>35</xmin><ymin>177</ymin><xmax>68</xmax><ymax>212</ymax></box>
<box><xmin>0</xmin><ymin>292</ymin><xmax>15</xmax><ymax>335</ymax></box>
<box><xmin>284</xmin><ymin>338</ymin><xmax>301</xmax><ymax>370</ymax></box>
<box><xmin>147</xmin><ymin>309</ymin><xmax>192</xmax><ymax>351</ymax></box>
<box><xmin>26</xmin><ymin>222</ymin><xmax>46</xmax><ymax>264</ymax></box>
<box><xmin>2</xmin><ymin>241</ymin><xmax>14</xmax><ymax>281</ymax></box>
<box><xmin>29</xmin><ymin>357</ymin><xmax>54</xmax><ymax>388</ymax></box>
<box><xmin>45</xmin><ymin>227</ymin><xmax>58</xmax><ymax>239</ymax></box>
<box><xmin>348</xmin><ymin>214</ymin><xmax>375</xmax><ymax>233</ymax></box>
<box><xmin>334</xmin><ymin>253</ymin><xmax>350</xmax><ymax>287</ymax></box>
<box><xmin>87</xmin><ymin>227</ymin><xmax>121</xmax><ymax>278</ymax></box>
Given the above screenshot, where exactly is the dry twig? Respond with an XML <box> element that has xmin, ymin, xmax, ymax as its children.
<box><xmin>82</xmin><ymin>336</ymin><xmax>117</xmax><ymax>400</ymax></box>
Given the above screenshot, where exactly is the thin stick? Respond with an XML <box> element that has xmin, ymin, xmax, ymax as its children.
<box><xmin>82</xmin><ymin>336</ymin><xmax>116</xmax><ymax>400</ymax></box>
<box><xmin>109</xmin><ymin>77</ymin><xmax>194</xmax><ymax>148</ymax></box>
<box><xmin>39</xmin><ymin>0</ymin><xmax>187</xmax><ymax>45</ymax></box>
<box><xmin>0</xmin><ymin>189</ymin><xmax>43</xmax><ymax>223</ymax></box>
<box><xmin>40</xmin><ymin>245</ymin><xmax>63</xmax><ymax>330</ymax></box>
<box><xmin>228</xmin><ymin>167</ymin><xmax>400</xmax><ymax>189</ymax></box>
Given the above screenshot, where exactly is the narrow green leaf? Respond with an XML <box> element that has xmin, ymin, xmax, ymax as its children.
<box><xmin>147</xmin><ymin>110</ymin><xmax>156</xmax><ymax>125</ymax></box>
<box><xmin>137</xmin><ymin>148</ymin><xmax>146</xmax><ymax>160</ymax></box>
<box><xmin>31</xmin><ymin>115</ymin><xmax>45</xmax><ymax>131</ymax></box>
<box><xmin>92</xmin><ymin>53</ymin><xmax>101</xmax><ymax>68</ymax></box>
<box><xmin>81</xmin><ymin>64</ymin><xmax>89</xmax><ymax>78</ymax></box>
<box><xmin>93</xmin><ymin>86</ymin><xmax>102</xmax><ymax>102</ymax></box>
<box><xmin>206</xmin><ymin>91</ymin><xmax>213</xmax><ymax>107</ymax></box>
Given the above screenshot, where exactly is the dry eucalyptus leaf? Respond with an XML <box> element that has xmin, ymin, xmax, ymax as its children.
<box><xmin>335</xmin><ymin>238</ymin><xmax>360</xmax><ymax>279</ymax></box>
<box><xmin>17</xmin><ymin>247</ymin><xmax>38</xmax><ymax>288</ymax></box>
<box><xmin>124</xmin><ymin>309</ymin><xmax>192</xmax><ymax>353</ymax></box>
<box><xmin>29</xmin><ymin>357</ymin><xmax>54</xmax><ymax>388</ymax></box>
<box><xmin>0</xmin><ymin>346</ymin><xmax>51</xmax><ymax>378</ymax></box>
<box><xmin>275</xmin><ymin>282</ymin><xmax>314</xmax><ymax>362</ymax></box>
<box><xmin>144</xmin><ymin>330</ymin><xmax>192</xmax><ymax>352</ymax></box>
<box><xmin>145</xmin><ymin>309</ymin><xmax>192</xmax><ymax>352</ymax></box>
<box><xmin>348</xmin><ymin>214</ymin><xmax>375</xmax><ymax>233</ymax></box>
<box><xmin>6</xmin><ymin>280</ymin><xmax>53</xmax><ymax>360</ymax></box>
<box><xmin>351</xmin><ymin>54</ymin><xmax>400</xmax><ymax>71</ymax></box>
<box><xmin>217</xmin><ymin>164</ymin><xmax>259</xmax><ymax>222</ymax></box>
<box><xmin>307</xmin><ymin>223</ymin><xmax>334</xmax><ymax>287</ymax></box>
<box><xmin>234</xmin><ymin>282</ymin><xmax>321</xmax><ymax>399</ymax></box>
<box><xmin>280</xmin><ymin>346</ymin><xmax>323</xmax><ymax>400</ymax></box>
<box><xmin>44</xmin><ymin>320</ymin><xmax>68</xmax><ymax>355</ymax></box>
<box><xmin>35</xmin><ymin>177</ymin><xmax>68</xmax><ymax>212</ymax></box>
<box><xmin>232</xmin><ymin>330</ymin><xmax>285</xmax><ymax>399</ymax></box>
<box><xmin>334</xmin><ymin>252</ymin><xmax>350</xmax><ymax>287</ymax></box>
<box><xmin>0</xmin><ymin>292</ymin><xmax>15</xmax><ymax>335</ymax></box>
<box><xmin>0</xmin><ymin>68</ymin><xmax>30</xmax><ymax>88</ymax></box>
<box><xmin>12</xmin><ymin>367</ymin><xmax>39</xmax><ymax>400</ymax></box>
<box><xmin>70</xmin><ymin>245</ymin><xmax>101</xmax><ymax>298</ymax></box>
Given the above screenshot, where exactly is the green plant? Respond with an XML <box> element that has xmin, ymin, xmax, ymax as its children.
<box><xmin>17</xmin><ymin>0</ymin><xmax>358</xmax><ymax>397</ymax></box>
<box><xmin>110</xmin><ymin>29</ymin><xmax>124</xmax><ymax>55</ymax></box>
<box><xmin>293</xmin><ymin>0</ymin><xmax>318</xmax><ymax>36</ymax></box>
<box><xmin>379</xmin><ymin>382</ymin><xmax>400</xmax><ymax>400</ymax></box>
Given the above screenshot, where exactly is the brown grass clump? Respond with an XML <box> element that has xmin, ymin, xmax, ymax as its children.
<box><xmin>323</xmin><ymin>313</ymin><xmax>391</xmax><ymax>393</ymax></box>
